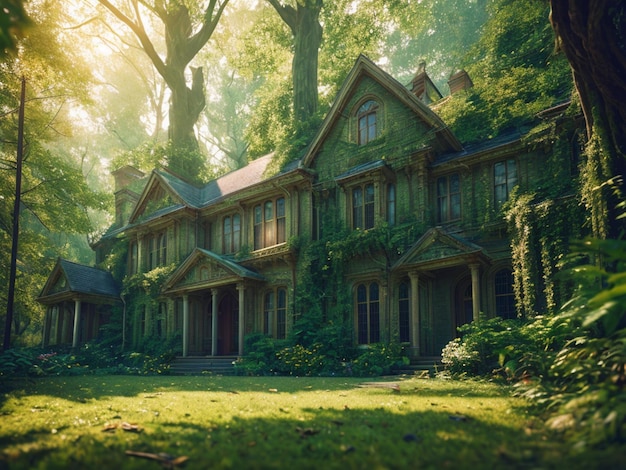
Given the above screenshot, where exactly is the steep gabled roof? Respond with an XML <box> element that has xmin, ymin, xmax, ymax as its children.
<box><xmin>392</xmin><ymin>228</ymin><xmax>490</xmax><ymax>272</ymax></box>
<box><xmin>162</xmin><ymin>248</ymin><xmax>265</xmax><ymax>295</ymax></box>
<box><xmin>301</xmin><ymin>54</ymin><xmax>462</xmax><ymax>168</ymax></box>
<box><xmin>199</xmin><ymin>154</ymin><xmax>276</xmax><ymax>206</ymax></box>
<box><xmin>126</xmin><ymin>154</ymin><xmax>284</xmax><ymax>227</ymax></box>
<box><xmin>37</xmin><ymin>258</ymin><xmax>121</xmax><ymax>304</ymax></box>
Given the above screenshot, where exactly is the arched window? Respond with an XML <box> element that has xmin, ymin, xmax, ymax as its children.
<box><xmin>357</xmin><ymin>282</ymin><xmax>380</xmax><ymax>344</ymax></box>
<box><xmin>398</xmin><ymin>282</ymin><xmax>410</xmax><ymax>343</ymax></box>
<box><xmin>223</xmin><ymin>213</ymin><xmax>241</xmax><ymax>254</ymax></box>
<box><xmin>357</xmin><ymin>100</ymin><xmax>379</xmax><ymax>145</ymax></box>
<box><xmin>495</xmin><ymin>269</ymin><xmax>516</xmax><ymax>319</ymax></box>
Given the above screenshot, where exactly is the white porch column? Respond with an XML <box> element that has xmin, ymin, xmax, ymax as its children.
<box><xmin>409</xmin><ymin>272</ymin><xmax>420</xmax><ymax>354</ymax></box>
<box><xmin>72</xmin><ymin>300</ymin><xmax>82</xmax><ymax>348</ymax></box>
<box><xmin>470</xmin><ymin>263</ymin><xmax>481</xmax><ymax>322</ymax></box>
<box><xmin>182</xmin><ymin>294</ymin><xmax>189</xmax><ymax>357</ymax></box>
<box><xmin>211</xmin><ymin>288</ymin><xmax>219</xmax><ymax>356</ymax></box>
<box><xmin>237</xmin><ymin>283</ymin><xmax>245</xmax><ymax>357</ymax></box>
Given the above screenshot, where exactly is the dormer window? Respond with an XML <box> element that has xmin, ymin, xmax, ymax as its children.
<box><xmin>357</xmin><ymin>100</ymin><xmax>380</xmax><ymax>145</ymax></box>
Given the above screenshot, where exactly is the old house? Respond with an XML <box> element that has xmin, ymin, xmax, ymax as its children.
<box><xmin>38</xmin><ymin>55</ymin><xmax>579</xmax><ymax>362</ymax></box>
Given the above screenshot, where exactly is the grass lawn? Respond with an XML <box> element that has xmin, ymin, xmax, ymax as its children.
<box><xmin>0</xmin><ymin>375</ymin><xmax>618</xmax><ymax>469</ymax></box>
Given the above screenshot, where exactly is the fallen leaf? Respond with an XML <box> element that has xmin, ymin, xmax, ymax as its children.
<box><xmin>121</xmin><ymin>422</ymin><xmax>143</xmax><ymax>432</ymax></box>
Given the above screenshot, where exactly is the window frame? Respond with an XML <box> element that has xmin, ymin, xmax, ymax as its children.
<box><xmin>494</xmin><ymin>159</ymin><xmax>518</xmax><ymax>210</ymax></box>
<box><xmin>398</xmin><ymin>281</ymin><xmax>410</xmax><ymax>343</ymax></box>
<box><xmin>356</xmin><ymin>282</ymin><xmax>380</xmax><ymax>344</ymax></box>
<box><xmin>264</xmin><ymin>287</ymin><xmax>288</xmax><ymax>339</ymax></box>
<box><xmin>253</xmin><ymin>197</ymin><xmax>286</xmax><ymax>250</ymax></box>
<box><xmin>437</xmin><ymin>173</ymin><xmax>461</xmax><ymax>223</ymax></box>
<box><xmin>494</xmin><ymin>269</ymin><xmax>516</xmax><ymax>319</ymax></box>
<box><xmin>351</xmin><ymin>183</ymin><xmax>375</xmax><ymax>230</ymax></box>
<box><xmin>222</xmin><ymin>213</ymin><xmax>241</xmax><ymax>254</ymax></box>
<box><xmin>357</xmin><ymin>100</ymin><xmax>380</xmax><ymax>145</ymax></box>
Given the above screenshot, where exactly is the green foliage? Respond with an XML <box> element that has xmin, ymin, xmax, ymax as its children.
<box><xmin>436</xmin><ymin>0</ymin><xmax>572</xmax><ymax>144</ymax></box>
<box><xmin>516</xmin><ymin>238</ymin><xmax>626</xmax><ymax>447</ymax></box>
<box><xmin>350</xmin><ymin>343</ymin><xmax>409</xmax><ymax>377</ymax></box>
<box><xmin>236</xmin><ymin>333</ymin><xmax>407</xmax><ymax>377</ymax></box>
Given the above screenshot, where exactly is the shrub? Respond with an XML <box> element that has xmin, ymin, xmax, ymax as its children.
<box><xmin>440</xmin><ymin>317</ymin><xmax>558</xmax><ymax>380</ymax></box>
<box><xmin>350</xmin><ymin>342</ymin><xmax>409</xmax><ymax>377</ymax></box>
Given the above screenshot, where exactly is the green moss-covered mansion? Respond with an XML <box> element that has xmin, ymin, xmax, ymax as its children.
<box><xmin>37</xmin><ymin>55</ymin><xmax>582</xmax><ymax>359</ymax></box>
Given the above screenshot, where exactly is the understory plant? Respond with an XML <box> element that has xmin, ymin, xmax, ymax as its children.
<box><xmin>519</xmin><ymin>238</ymin><xmax>626</xmax><ymax>447</ymax></box>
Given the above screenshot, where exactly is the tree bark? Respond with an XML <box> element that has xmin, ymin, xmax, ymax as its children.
<box><xmin>98</xmin><ymin>0</ymin><xmax>228</xmax><ymax>154</ymax></box>
<box><xmin>550</xmin><ymin>1</ymin><xmax>626</xmax><ymax>156</ymax></box>
<box><xmin>267</xmin><ymin>0</ymin><xmax>323</xmax><ymax>124</ymax></box>
<box><xmin>550</xmin><ymin>1</ymin><xmax>626</xmax><ymax>235</ymax></box>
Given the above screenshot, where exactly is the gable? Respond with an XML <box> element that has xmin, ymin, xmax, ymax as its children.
<box><xmin>302</xmin><ymin>55</ymin><xmax>462</xmax><ymax>174</ymax></box>
<box><xmin>38</xmin><ymin>259</ymin><xmax>121</xmax><ymax>304</ymax></box>
<box><xmin>162</xmin><ymin>248</ymin><xmax>265</xmax><ymax>295</ymax></box>
<box><xmin>393</xmin><ymin>228</ymin><xmax>489</xmax><ymax>271</ymax></box>
<box><xmin>129</xmin><ymin>172</ymin><xmax>187</xmax><ymax>224</ymax></box>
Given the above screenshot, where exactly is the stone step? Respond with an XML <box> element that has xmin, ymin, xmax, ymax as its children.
<box><xmin>170</xmin><ymin>356</ymin><xmax>237</xmax><ymax>375</ymax></box>
<box><xmin>396</xmin><ymin>356</ymin><xmax>443</xmax><ymax>377</ymax></box>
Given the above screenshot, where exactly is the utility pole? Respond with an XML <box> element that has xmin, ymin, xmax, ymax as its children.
<box><xmin>3</xmin><ymin>77</ymin><xmax>26</xmax><ymax>351</ymax></box>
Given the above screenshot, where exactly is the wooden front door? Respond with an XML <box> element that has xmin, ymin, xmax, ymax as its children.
<box><xmin>218</xmin><ymin>293</ymin><xmax>239</xmax><ymax>355</ymax></box>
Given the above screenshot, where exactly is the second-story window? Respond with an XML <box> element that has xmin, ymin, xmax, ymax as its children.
<box><xmin>358</xmin><ymin>100</ymin><xmax>379</xmax><ymax>145</ymax></box>
<box><xmin>148</xmin><ymin>231</ymin><xmax>167</xmax><ymax>270</ymax></box>
<box><xmin>222</xmin><ymin>214</ymin><xmax>241</xmax><ymax>254</ymax></box>
<box><xmin>254</xmin><ymin>197</ymin><xmax>286</xmax><ymax>250</ymax></box>
<box><xmin>494</xmin><ymin>159</ymin><xmax>517</xmax><ymax>209</ymax></box>
<box><xmin>437</xmin><ymin>173</ymin><xmax>461</xmax><ymax>223</ymax></box>
<box><xmin>352</xmin><ymin>183</ymin><xmax>375</xmax><ymax>230</ymax></box>
<box><xmin>387</xmin><ymin>183</ymin><xmax>396</xmax><ymax>226</ymax></box>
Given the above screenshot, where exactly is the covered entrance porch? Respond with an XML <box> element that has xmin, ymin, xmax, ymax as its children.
<box><xmin>163</xmin><ymin>248</ymin><xmax>265</xmax><ymax>358</ymax></box>
<box><xmin>392</xmin><ymin>228</ymin><xmax>491</xmax><ymax>357</ymax></box>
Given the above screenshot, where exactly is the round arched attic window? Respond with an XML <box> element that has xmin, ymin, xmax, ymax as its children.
<box><xmin>357</xmin><ymin>100</ymin><xmax>380</xmax><ymax>145</ymax></box>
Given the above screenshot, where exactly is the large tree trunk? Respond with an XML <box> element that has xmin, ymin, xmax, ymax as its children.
<box><xmin>98</xmin><ymin>0</ymin><xmax>229</xmax><ymax>180</ymax></box>
<box><xmin>268</xmin><ymin>0</ymin><xmax>323</xmax><ymax>124</ymax></box>
<box><xmin>550</xmin><ymin>1</ymin><xmax>626</xmax><ymax>236</ymax></box>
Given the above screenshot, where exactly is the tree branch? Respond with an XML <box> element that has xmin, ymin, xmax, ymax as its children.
<box><xmin>97</xmin><ymin>0</ymin><xmax>170</xmax><ymax>83</ymax></box>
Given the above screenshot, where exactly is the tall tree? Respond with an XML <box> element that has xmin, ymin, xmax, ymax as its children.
<box><xmin>1</xmin><ymin>0</ymin><xmax>109</xmax><ymax>346</ymax></box>
<box><xmin>96</xmin><ymin>0</ymin><xmax>230</xmax><ymax>181</ymax></box>
<box><xmin>266</xmin><ymin>0</ymin><xmax>322</xmax><ymax>124</ymax></box>
<box><xmin>550</xmin><ymin>1</ymin><xmax>626</xmax><ymax>237</ymax></box>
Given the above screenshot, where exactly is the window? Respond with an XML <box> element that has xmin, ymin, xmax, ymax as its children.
<box><xmin>264</xmin><ymin>287</ymin><xmax>287</xmax><ymax>339</ymax></box>
<box><xmin>398</xmin><ymin>282</ymin><xmax>410</xmax><ymax>343</ymax></box>
<box><xmin>129</xmin><ymin>240</ymin><xmax>138</xmax><ymax>274</ymax></box>
<box><xmin>495</xmin><ymin>269</ymin><xmax>516</xmax><ymax>319</ymax></box>
<box><xmin>437</xmin><ymin>173</ymin><xmax>461</xmax><ymax>222</ymax></box>
<box><xmin>494</xmin><ymin>159</ymin><xmax>517</xmax><ymax>209</ymax></box>
<box><xmin>254</xmin><ymin>198</ymin><xmax>286</xmax><ymax>250</ymax></box>
<box><xmin>158</xmin><ymin>232</ymin><xmax>167</xmax><ymax>265</ymax></box>
<box><xmin>357</xmin><ymin>282</ymin><xmax>380</xmax><ymax>344</ymax></box>
<box><xmin>352</xmin><ymin>183</ymin><xmax>375</xmax><ymax>230</ymax></box>
<box><xmin>357</xmin><ymin>100</ymin><xmax>379</xmax><ymax>145</ymax></box>
<box><xmin>387</xmin><ymin>183</ymin><xmax>396</xmax><ymax>226</ymax></box>
<box><xmin>222</xmin><ymin>214</ymin><xmax>241</xmax><ymax>254</ymax></box>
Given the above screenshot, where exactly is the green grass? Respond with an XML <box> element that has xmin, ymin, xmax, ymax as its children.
<box><xmin>0</xmin><ymin>375</ymin><xmax>618</xmax><ymax>469</ymax></box>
